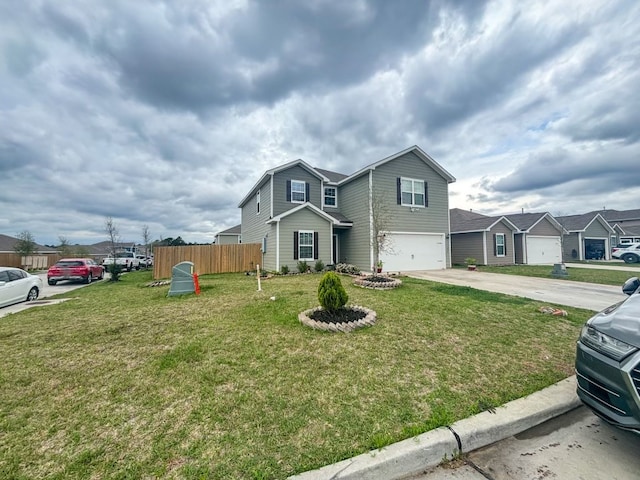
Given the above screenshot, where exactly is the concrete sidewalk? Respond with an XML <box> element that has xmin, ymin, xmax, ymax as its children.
<box><xmin>290</xmin><ymin>378</ymin><xmax>580</xmax><ymax>480</ymax></box>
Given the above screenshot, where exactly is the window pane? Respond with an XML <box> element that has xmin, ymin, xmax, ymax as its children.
<box><xmin>401</xmin><ymin>179</ymin><xmax>412</xmax><ymax>192</ymax></box>
<box><xmin>414</xmin><ymin>193</ymin><xmax>424</xmax><ymax>206</ymax></box>
<box><xmin>300</xmin><ymin>246</ymin><xmax>313</xmax><ymax>258</ymax></box>
<box><xmin>292</xmin><ymin>181</ymin><xmax>305</xmax><ymax>202</ymax></box>
<box><xmin>402</xmin><ymin>192</ymin><xmax>413</xmax><ymax>204</ymax></box>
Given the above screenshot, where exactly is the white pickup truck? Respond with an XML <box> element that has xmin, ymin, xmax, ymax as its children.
<box><xmin>102</xmin><ymin>252</ymin><xmax>141</xmax><ymax>271</ymax></box>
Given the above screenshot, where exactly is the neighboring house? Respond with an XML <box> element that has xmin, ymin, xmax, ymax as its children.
<box><xmin>595</xmin><ymin>209</ymin><xmax>640</xmax><ymax>245</ymax></box>
<box><xmin>504</xmin><ymin>212</ymin><xmax>565</xmax><ymax>265</ymax></box>
<box><xmin>238</xmin><ymin>145</ymin><xmax>456</xmax><ymax>273</ymax></box>
<box><xmin>556</xmin><ymin>213</ymin><xmax>615</xmax><ymax>261</ymax></box>
<box><xmin>449</xmin><ymin>209</ymin><xmax>518</xmax><ymax>265</ymax></box>
<box><xmin>214</xmin><ymin>225</ymin><xmax>242</xmax><ymax>244</ymax></box>
<box><xmin>0</xmin><ymin>234</ymin><xmax>58</xmax><ymax>255</ymax></box>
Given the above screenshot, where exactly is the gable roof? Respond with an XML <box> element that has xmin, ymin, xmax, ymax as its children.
<box><xmin>266</xmin><ymin>202</ymin><xmax>339</xmax><ymax>225</ymax></box>
<box><xmin>504</xmin><ymin>212</ymin><xmax>565</xmax><ymax>234</ymax></box>
<box><xmin>0</xmin><ymin>233</ymin><xmax>58</xmax><ymax>253</ymax></box>
<box><xmin>340</xmin><ymin>145</ymin><xmax>456</xmax><ymax>185</ymax></box>
<box><xmin>238</xmin><ymin>159</ymin><xmax>329</xmax><ymax>208</ymax></box>
<box><xmin>314</xmin><ymin>167</ymin><xmax>348</xmax><ymax>183</ymax></box>
<box><xmin>595</xmin><ymin>209</ymin><xmax>640</xmax><ymax>222</ymax></box>
<box><xmin>555</xmin><ymin>212</ymin><xmax>614</xmax><ymax>233</ymax></box>
<box><xmin>450</xmin><ymin>210</ymin><xmax>518</xmax><ymax>234</ymax></box>
<box><xmin>216</xmin><ymin>224</ymin><xmax>241</xmax><ymax>236</ymax></box>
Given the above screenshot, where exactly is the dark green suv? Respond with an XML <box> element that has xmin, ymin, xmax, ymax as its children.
<box><xmin>576</xmin><ymin>277</ymin><xmax>640</xmax><ymax>433</ymax></box>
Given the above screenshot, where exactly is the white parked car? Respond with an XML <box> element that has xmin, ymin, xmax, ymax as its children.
<box><xmin>612</xmin><ymin>243</ymin><xmax>640</xmax><ymax>263</ymax></box>
<box><xmin>0</xmin><ymin>267</ymin><xmax>43</xmax><ymax>308</ymax></box>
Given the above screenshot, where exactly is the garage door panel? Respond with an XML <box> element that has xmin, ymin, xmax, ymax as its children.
<box><xmin>380</xmin><ymin>233</ymin><xmax>445</xmax><ymax>271</ymax></box>
<box><xmin>527</xmin><ymin>236</ymin><xmax>561</xmax><ymax>265</ymax></box>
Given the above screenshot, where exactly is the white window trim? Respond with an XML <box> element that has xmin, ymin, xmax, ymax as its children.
<box><xmin>496</xmin><ymin>233</ymin><xmax>506</xmax><ymax>257</ymax></box>
<box><xmin>299</xmin><ymin>230</ymin><xmax>314</xmax><ymax>261</ymax></box>
<box><xmin>400</xmin><ymin>177</ymin><xmax>425</xmax><ymax>208</ymax></box>
<box><xmin>256</xmin><ymin>189</ymin><xmax>261</xmax><ymax>215</ymax></box>
<box><xmin>323</xmin><ymin>186</ymin><xmax>337</xmax><ymax>208</ymax></box>
<box><xmin>291</xmin><ymin>179</ymin><xmax>306</xmax><ymax>204</ymax></box>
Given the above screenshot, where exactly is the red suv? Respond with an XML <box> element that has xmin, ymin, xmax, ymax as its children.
<box><xmin>47</xmin><ymin>258</ymin><xmax>105</xmax><ymax>285</ymax></box>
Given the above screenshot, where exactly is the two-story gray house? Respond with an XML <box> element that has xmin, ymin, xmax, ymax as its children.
<box><xmin>237</xmin><ymin>146</ymin><xmax>456</xmax><ymax>273</ymax></box>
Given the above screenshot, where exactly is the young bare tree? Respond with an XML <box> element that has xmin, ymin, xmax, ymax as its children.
<box><xmin>141</xmin><ymin>224</ymin><xmax>151</xmax><ymax>269</ymax></box>
<box><xmin>14</xmin><ymin>230</ymin><xmax>37</xmax><ymax>268</ymax></box>
<box><xmin>58</xmin><ymin>236</ymin><xmax>72</xmax><ymax>257</ymax></box>
<box><xmin>105</xmin><ymin>217</ymin><xmax>121</xmax><ymax>281</ymax></box>
<box><xmin>370</xmin><ymin>187</ymin><xmax>393</xmax><ymax>272</ymax></box>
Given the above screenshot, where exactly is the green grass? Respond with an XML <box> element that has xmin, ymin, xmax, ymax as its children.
<box><xmin>468</xmin><ymin>264</ymin><xmax>639</xmax><ymax>286</ymax></box>
<box><xmin>0</xmin><ymin>271</ymin><xmax>592</xmax><ymax>479</ymax></box>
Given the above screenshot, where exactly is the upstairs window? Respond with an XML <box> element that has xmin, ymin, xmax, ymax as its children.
<box><xmin>399</xmin><ymin>177</ymin><xmax>426</xmax><ymax>207</ymax></box>
<box><xmin>289</xmin><ymin>180</ymin><xmax>306</xmax><ymax>203</ymax></box>
<box><xmin>324</xmin><ymin>187</ymin><xmax>337</xmax><ymax>207</ymax></box>
<box><xmin>495</xmin><ymin>233</ymin><xmax>506</xmax><ymax>257</ymax></box>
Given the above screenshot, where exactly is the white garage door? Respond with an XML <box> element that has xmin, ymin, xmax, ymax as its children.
<box><xmin>380</xmin><ymin>233</ymin><xmax>445</xmax><ymax>271</ymax></box>
<box><xmin>526</xmin><ymin>236</ymin><xmax>562</xmax><ymax>265</ymax></box>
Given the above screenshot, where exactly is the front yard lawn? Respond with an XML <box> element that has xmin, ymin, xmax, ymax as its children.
<box><xmin>471</xmin><ymin>264</ymin><xmax>638</xmax><ymax>286</ymax></box>
<box><xmin>0</xmin><ymin>271</ymin><xmax>591</xmax><ymax>479</ymax></box>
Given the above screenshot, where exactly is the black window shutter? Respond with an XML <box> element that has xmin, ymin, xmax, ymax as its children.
<box><xmin>424</xmin><ymin>181</ymin><xmax>429</xmax><ymax>207</ymax></box>
<box><xmin>286</xmin><ymin>180</ymin><xmax>291</xmax><ymax>202</ymax></box>
<box><xmin>314</xmin><ymin>232</ymin><xmax>319</xmax><ymax>259</ymax></box>
<box><xmin>293</xmin><ymin>231</ymin><xmax>299</xmax><ymax>259</ymax></box>
<box><xmin>396</xmin><ymin>177</ymin><xmax>401</xmax><ymax>204</ymax></box>
<box><xmin>493</xmin><ymin>233</ymin><xmax>497</xmax><ymax>256</ymax></box>
<box><xmin>504</xmin><ymin>236</ymin><xmax>507</xmax><ymax>255</ymax></box>
<box><xmin>305</xmin><ymin>182</ymin><xmax>310</xmax><ymax>202</ymax></box>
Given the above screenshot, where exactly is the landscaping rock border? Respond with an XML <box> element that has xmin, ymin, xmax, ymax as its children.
<box><xmin>298</xmin><ymin>305</ymin><xmax>376</xmax><ymax>332</ymax></box>
<box><xmin>353</xmin><ymin>275</ymin><xmax>402</xmax><ymax>290</ymax></box>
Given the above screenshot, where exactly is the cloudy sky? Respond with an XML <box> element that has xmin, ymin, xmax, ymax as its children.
<box><xmin>1</xmin><ymin>0</ymin><xmax>639</xmax><ymax>246</ymax></box>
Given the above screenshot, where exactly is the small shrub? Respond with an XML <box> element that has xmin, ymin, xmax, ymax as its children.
<box><xmin>317</xmin><ymin>271</ymin><xmax>348</xmax><ymax>313</ymax></box>
<box><xmin>465</xmin><ymin>257</ymin><xmax>477</xmax><ymax>265</ymax></box>
<box><xmin>335</xmin><ymin>263</ymin><xmax>361</xmax><ymax>275</ymax></box>
<box><xmin>108</xmin><ymin>264</ymin><xmax>122</xmax><ymax>282</ymax></box>
<box><xmin>314</xmin><ymin>260</ymin><xmax>325</xmax><ymax>272</ymax></box>
<box><xmin>281</xmin><ymin>265</ymin><xmax>290</xmax><ymax>275</ymax></box>
<box><xmin>297</xmin><ymin>260</ymin><xmax>309</xmax><ymax>273</ymax></box>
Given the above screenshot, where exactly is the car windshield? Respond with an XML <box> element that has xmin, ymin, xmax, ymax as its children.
<box><xmin>56</xmin><ymin>261</ymin><xmax>84</xmax><ymax>267</ymax></box>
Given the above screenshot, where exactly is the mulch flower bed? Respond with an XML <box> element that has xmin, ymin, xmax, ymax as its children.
<box><xmin>298</xmin><ymin>305</ymin><xmax>376</xmax><ymax>332</ymax></box>
<box><xmin>353</xmin><ymin>275</ymin><xmax>402</xmax><ymax>290</ymax></box>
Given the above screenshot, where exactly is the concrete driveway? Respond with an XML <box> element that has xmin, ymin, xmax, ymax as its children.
<box><xmin>407</xmin><ymin>269</ymin><xmax>628</xmax><ymax>311</ymax></box>
<box><xmin>0</xmin><ymin>272</ymin><xmax>107</xmax><ymax>318</ymax></box>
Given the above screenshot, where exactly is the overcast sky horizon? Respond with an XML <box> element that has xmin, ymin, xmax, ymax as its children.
<box><xmin>2</xmin><ymin>0</ymin><xmax>639</xmax><ymax>246</ymax></box>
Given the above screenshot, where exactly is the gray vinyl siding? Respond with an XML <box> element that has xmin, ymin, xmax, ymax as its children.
<box><xmin>514</xmin><ymin>233</ymin><xmax>524</xmax><ymax>264</ymax></box>
<box><xmin>486</xmin><ymin>224</ymin><xmax>514</xmax><ymax>265</ymax></box>
<box><xmin>451</xmin><ymin>232</ymin><xmax>484</xmax><ymax>265</ymax></box>
<box><xmin>272</xmin><ymin>166</ymin><xmax>322</xmax><ymax>217</ymax></box>
<box><xmin>241</xmin><ymin>178</ymin><xmax>271</xmax><ymax>245</ymax></box>
<box><xmin>336</xmin><ymin>174</ymin><xmax>371</xmax><ymax>270</ymax></box>
<box><xmin>563</xmin><ymin>233</ymin><xmax>580</xmax><ymax>261</ymax></box>
<box><xmin>530</xmin><ymin>217</ymin><xmax>560</xmax><ymax>236</ymax></box>
<box><xmin>278</xmin><ymin>209</ymin><xmax>332</xmax><ymax>271</ymax></box>
<box><xmin>262</xmin><ymin>224</ymin><xmax>277</xmax><ymax>271</ymax></box>
<box><xmin>585</xmin><ymin>221</ymin><xmax>610</xmax><ymax>238</ymax></box>
<box><xmin>217</xmin><ymin>235</ymin><xmax>240</xmax><ymax>245</ymax></box>
<box><xmin>371</xmin><ymin>151</ymin><xmax>451</xmax><ymax>264</ymax></box>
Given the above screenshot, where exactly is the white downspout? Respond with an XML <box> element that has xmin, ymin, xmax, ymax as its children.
<box><xmin>276</xmin><ymin>221</ymin><xmax>280</xmax><ymax>271</ymax></box>
<box><xmin>368</xmin><ymin>170</ymin><xmax>374</xmax><ymax>271</ymax></box>
<box><xmin>482</xmin><ymin>232</ymin><xmax>488</xmax><ymax>265</ymax></box>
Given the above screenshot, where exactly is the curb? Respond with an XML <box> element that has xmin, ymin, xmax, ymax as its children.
<box><xmin>289</xmin><ymin>376</ymin><xmax>580</xmax><ymax>480</ymax></box>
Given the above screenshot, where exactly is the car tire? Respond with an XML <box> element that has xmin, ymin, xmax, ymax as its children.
<box><xmin>85</xmin><ymin>273</ymin><xmax>92</xmax><ymax>284</ymax></box>
<box><xmin>622</xmin><ymin>254</ymin><xmax>639</xmax><ymax>264</ymax></box>
<box><xmin>27</xmin><ymin>287</ymin><xmax>39</xmax><ymax>301</ymax></box>
<box><xmin>48</xmin><ymin>279</ymin><xmax>57</xmax><ymax>286</ymax></box>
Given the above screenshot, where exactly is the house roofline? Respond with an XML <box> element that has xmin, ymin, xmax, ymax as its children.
<box><xmin>338</xmin><ymin>145</ymin><xmax>456</xmax><ymax>186</ymax></box>
<box><xmin>238</xmin><ymin>159</ymin><xmax>330</xmax><ymax>208</ymax></box>
<box><xmin>451</xmin><ymin>216</ymin><xmax>519</xmax><ymax>234</ymax></box>
<box><xmin>265</xmin><ymin>202</ymin><xmax>338</xmax><ymax>224</ymax></box>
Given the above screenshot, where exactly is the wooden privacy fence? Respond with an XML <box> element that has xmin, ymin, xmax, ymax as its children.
<box><xmin>153</xmin><ymin>244</ymin><xmax>262</xmax><ymax>279</ymax></box>
<box><xmin>0</xmin><ymin>253</ymin><xmax>61</xmax><ymax>269</ymax></box>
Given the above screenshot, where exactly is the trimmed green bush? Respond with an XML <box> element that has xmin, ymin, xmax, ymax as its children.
<box><xmin>317</xmin><ymin>271</ymin><xmax>348</xmax><ymax>313</ymax></box>
<box><xmin>281</xmin><ymin>265</ymin><xmax>290</xmax><ymax>275</ymax></box>
<box><xmin>297</xmin><ymin>260</ymin><xmax>309</xmax><ymax>273</ymax></box>
<box><xmin>314</xmin><ymin>260</ymin><xmax>325</xmax><ymax>272</ymax></box>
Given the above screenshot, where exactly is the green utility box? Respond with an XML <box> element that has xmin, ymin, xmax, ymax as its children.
<box><xmin>168</xmin><ymin>261</ymin><xmax>195</xmax><ymax>296</ymax></box>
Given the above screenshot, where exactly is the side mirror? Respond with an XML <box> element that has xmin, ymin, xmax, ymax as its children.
<box><xmin>622</xmin><ymin>277</ymin><xmax>640</xmax><ymax>296</ymax></box>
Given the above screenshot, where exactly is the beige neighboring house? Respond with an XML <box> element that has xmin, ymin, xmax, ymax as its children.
<box><xmin>214</xmin><ymin>225</ymin><xmax>242</xmax><ymax>244</ymax></box>
<box><xmin>0</xmin><ymin>233</ymin><xmax>59</xmax><ymax>268</ymax></box>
